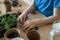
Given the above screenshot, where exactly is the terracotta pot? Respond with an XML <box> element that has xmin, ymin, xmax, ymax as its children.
<box><xmin>27</xmin><ymin>30</ymin><xmax>41</xmax><ymax>40</ymax></box>
<box><xmin>4</xmin><ymin>0</ymin><xmax>11</xmax><ymax>12</ymax></box>
<box><xmin>4</xmin><ymin>28</ymin><xmax>20</xmax><ymax>40</ymax></box>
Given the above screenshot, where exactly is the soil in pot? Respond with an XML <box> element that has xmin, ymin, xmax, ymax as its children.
<box><xmin>4</xmin><ymin>0</ymin><xmax>11</xmax><ymax>12</ymax></box>
<box><xmin>7</xmin><ymin>31</ymin><xmax>19</xmax><ymax>39</ymax></box>
<box><xmin>27</xmin><ymin>30</ymin><xmax>40</xmax><ymax>40</ymax></box>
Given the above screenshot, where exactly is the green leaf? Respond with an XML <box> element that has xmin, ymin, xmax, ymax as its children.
<box><xmin>1</xmin><ymin>14</ymin><xmax>17</xmax><ymax>30</ymax></box>
<box><xmin>5</xmin><ymin>24</ymin><xmax>10</xmax><ymax>30</ymax></box>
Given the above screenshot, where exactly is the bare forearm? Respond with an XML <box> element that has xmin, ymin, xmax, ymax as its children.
<box><xmin>37</xmin><ymin>15</ymin><xmax>60</xmax><ymax>25</ymax></box>
<box><xmin>22</xmin><ymin>0</ymin><xmax>35</xmax><ymax>14</ymax></box>
<box><xmin>37</xmin><ymin>8</ymin><xmax>60</xmax><ymax>25</ymax></box>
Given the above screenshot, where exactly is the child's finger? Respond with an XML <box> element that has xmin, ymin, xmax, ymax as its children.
<box><xmin>23</xmin><ymin>21</ymin><xmax>28</xmax><ymax>26</ymax></box>
<box><xmin>27</xmin><ymin>25</ymin><xmax>34</xmax><ymax>31</ymax></box>
<box><xmin>23</xmin><ymin>25</ymin><xmax>30</xmax><ymax>30</ymax></box>
<box><xmin>19</xmin><ymin>17</ymin><xmax>25</xmax><ymax>24</ymax></box>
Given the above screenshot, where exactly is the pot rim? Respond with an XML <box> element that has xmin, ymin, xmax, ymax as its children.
<box><xmin>4</xmin><ymin>28</ymin><xmax>20</xmax><ymax>40</ymax></box>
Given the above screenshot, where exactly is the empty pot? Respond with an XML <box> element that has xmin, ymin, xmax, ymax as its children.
<box><xmin>27</xmin><ymin>30</ymin><xmax>41</xmax><ymax>40</ymax></box>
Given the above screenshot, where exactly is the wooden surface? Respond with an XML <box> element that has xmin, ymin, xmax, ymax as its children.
<box><xmin>17</xmin><ymin>11</ymin><xmax>52</xmax><ymax>40</ymax></box>
<box><xmin>0</xmin><ymin>0</ymin><xmax>29</xmax><ymax>15</ymax></box>
<box><xmin>10</xmin><ymin>0</ymin><xmax>29</xmax><ymax>14</ymax></box>
<box><xmin>0</xmin><ymin>1</ymin><xmax>52</xmax><ymax>40</ymax></box>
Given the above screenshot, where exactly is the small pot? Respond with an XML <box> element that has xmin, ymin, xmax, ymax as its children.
<box><xmin>27</xmin><ymin>30</ymin><xmax>41</xmax><ymax>40</ymax></box>
<box><xmin>0</xmin><ymin>24</ymin><xmax>6</xmax><ymax>38</ymax></box>
<box><xmin>4</xmin><ymin>0</ymin><xmax>11</xmax><ymax>12</ymax></box>
<box><xmin>4</xmin><ymin>28</ymin><xmax>20</xmax><ymax>40</ymax></box>
<box><xmin>11</xmin><ymin>0</ymin><xmax>19</xmax><ymax>7</ymax></box>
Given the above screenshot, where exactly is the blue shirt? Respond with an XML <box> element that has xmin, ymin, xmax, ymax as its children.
<box><xmin>35</xmin><ymin>0</ymin><xmax>60</xmax><ymax>17</ymax></box>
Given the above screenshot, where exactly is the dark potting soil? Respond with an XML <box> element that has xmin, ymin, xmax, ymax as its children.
<box><xmin>7</xmin><ymin>32</ymin><xmax>19</xmax><ymax>39</ymax></box>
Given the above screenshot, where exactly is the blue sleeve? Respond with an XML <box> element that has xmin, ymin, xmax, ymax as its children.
<box><xmin>54</xmin><ymin>0</ymin><xmax>60</xmax><ymax>8</ymax></box>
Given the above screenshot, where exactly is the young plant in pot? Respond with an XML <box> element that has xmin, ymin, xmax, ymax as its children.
<box><xmin>3</xmin><ymin>14</ymin><xmax>17</xmax><ymax>29</ymax></box>
<box><xmin>0</xmin><ymin>14</ymin><xmax>17</xmax><ymax>38</ymax></box>
<box><xmin>5</xmin><ymin>14</ymin><xmax>17</xmax><ymax>28</ymax></box>
<box><xmin>27</xmin><ymin>30</ymin><xmax>41</xmax><ymax>40</ymax></box>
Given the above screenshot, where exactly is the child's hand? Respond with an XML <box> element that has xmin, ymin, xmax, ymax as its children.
<box><xmin>23</xmin><ymin>19</ymin><xmax>40</xmax><ymax>30</ymax></box>
<box><xmin>17</xmin><ymin>13</ymin><xmax>28</xmax><ymax>24</ymax></box>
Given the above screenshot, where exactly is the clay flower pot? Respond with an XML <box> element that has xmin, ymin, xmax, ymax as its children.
<box><xmin>27</xmin><ymin>30</ymin><xmax>41</xmax><ymax>40</ymax></box>
<box><xmin>4</xmin><ymin>28</ymin><xmax>20</xmax><ymax>40</ymax></box>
